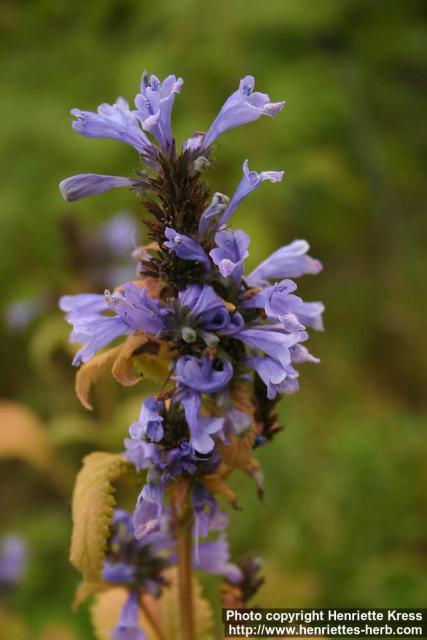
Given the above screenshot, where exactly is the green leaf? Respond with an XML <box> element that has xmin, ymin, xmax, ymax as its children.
<box><xmin>70</xmin><ymin>452</ymin><xmax>131</xmax><ymax>582</ymax></box>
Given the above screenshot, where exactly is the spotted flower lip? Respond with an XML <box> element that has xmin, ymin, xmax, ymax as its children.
<box><xmin>60</xmin><ymin>283</ymin><xmax>167</xmax><ymax>365</ymax></box>
<box><xmin>235</xmin><ymin>326</ymin><xmax>301</xmax><ymax>368</ymax></box>
<box><xmin>246</xmin><ymin>239</ymin><xmax>323</xmax><ymax>285</ymax></box>
<box><xmin>247</xmin><ymin>356</ymin><xmax>299</xmax><ymax>399</ymax></box>
<box><xmin>220</xmin><ymin>160</ymin><xmax>284</xmax><ymax>226</ymax></box>
<box><xmin>210</xmin><ymin>229</ymin><xmax>250</xmax><ymax>284</ymax></box>
<box><xmin>192</xmin><ymin>75</ymin><xmax>285</xmax><ymax>150</ymax></box>
<box><xmin>244</xmin><ymin>278</ymin><xmax>324</xmax><ymax>332</ymax></box>
<box><xmin>105</xmin><ymin>282</ymin><xmax>167</xmax><ymax>335</ymax></box>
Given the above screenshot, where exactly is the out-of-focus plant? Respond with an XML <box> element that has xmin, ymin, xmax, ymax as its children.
<box><xmin>58</xmin><ymin>71</ymin><xmax>323</xmax><ymax>639</ymax></box>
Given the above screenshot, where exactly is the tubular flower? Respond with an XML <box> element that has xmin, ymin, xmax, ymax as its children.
<box><xmin>187</xmin><ymin>75</ymin><xmax>285</xmax><ymax>150</ymax></box>
<box><xmin>135</xmin><ymin>73</ymin><xmax>183</xmax><ymax>148</ymax></box>
<box><xmin>220</xmin><ymin>160</ymin><xmax>284</xmax><ymax>226</ymax></box>
<box><xmin>59</xmin><ymin>174</ymin><xmax>138</xmax><ymax>202</ymax></box>
<box><xmin>71</xmin><ymin>97</ymin><xmax>152</xmax><ymax>153</ymax></box>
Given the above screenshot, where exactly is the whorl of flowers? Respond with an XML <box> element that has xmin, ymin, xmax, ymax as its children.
<box><xmin>59</xmin><ymin>72</ymin><xmax>323</xmax><ymax>639</ymax></box>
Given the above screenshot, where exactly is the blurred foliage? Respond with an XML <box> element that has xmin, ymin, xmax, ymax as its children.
<box><xmin>0</xmin><ymin>0</ymin><xmax>426</xmax><ymax>637</ymax></box>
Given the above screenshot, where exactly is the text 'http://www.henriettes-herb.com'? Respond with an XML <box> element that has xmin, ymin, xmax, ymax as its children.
<box><xmin>59</xmin><ymin>72</ymin><xmax>324</xmax><ymax>640</ymax></box>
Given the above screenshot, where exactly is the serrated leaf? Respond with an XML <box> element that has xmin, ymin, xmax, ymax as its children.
<box><xmin>158</xmin><ymin>567</ymin><xmax>214</xmax><ymax>640</ymax></box>
<box><xmin>91</xmin><ymin>588</ymin><xmax>157</xmax><ymax>640</ymax></box>
<box><xmin>91</xmin><ymin>569</ymin><xmax>214</xmax><ymax>640</ymax></box>
<box><xmin>70</xmin><ymin>452</ymin><xmax>131</xmax><ymax>582</ymax></box>
<box><xmin>73</xmin><ymin>579</ymin><xmax>109</xmax><ymax>610</ymax></box>
<box><xmin>0</xmin><ymin>401</ymin><xmax>56</xmax><ymax>474</ymax></box>
<box><xmin>75</xmin><ymin>346</ymin><xmax>121</xmax><ymax>410</ymax></box>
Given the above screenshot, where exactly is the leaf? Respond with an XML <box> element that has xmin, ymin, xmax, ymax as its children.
<box><xmin>112</xmin><ymin>333</ymin><xmax>172</xmax><ymax>386</ymax></box>
<box><xmin>203</xmin><ymin>466</ymin><xmax>239</xmax><ymax>509</ymax></box>
<box><xmin>133</xmin><ymin>341</ymin><xmax>172</xmax><ymax>385</ymax></box>
<box><xmin>245</xmin><ymin>457</ymin><xmax>265</xmax><ymax>500</ymax></box>
<box><xmin>76</xmin><ymin>335</ymin><xmax>172</xmax><ymax>409</ymax></box>
<box><xmin>91</xmin><ymin>588</ymin><xmax>157</xmax><ymax>640</ymax></box>
<box><xmin>73</xmin><ymin>579</ymin><xmax>109</xmax><ymax>610</ymax></box>
<box><xmin>40</xmin><ymin>624</ymin><xmax>80</xmax><ymax>640</ymax></box>
<box><xmin>158</xmin><ymin>567</ymin><xmax>214</xmax><ymax>640</ymax></box>
<box><xmin>70</xmin><ymin>452</ymin><xmax>131</xmax><ymax>582</ymax></box>
<box><xmin>0</xmin><ymin>401</ymin><xmax>56</xmax><ymax>474</ymax></box>
<box><xmin>111</xmin><ymin>333</ymin><xmax>151</xmax><ymax>386</ymax></box>
<box><xmin>216</xmin><ymin>426</ymin><xmax>258</xmax><ymax>469</ymax></box>
<box><xmin>216</xmin><ymin>384</ymin><xmax>259</xmax><ymax>470</ymax></box>
<box><xmin>91</xmin><ymin>569</ymin><xmax>214</xmax><ymax>640</ymax></box>
<box><xmin>75</xmin><ymin>346</ymin><xmax>122</xmax><ymax>410</ymax></box>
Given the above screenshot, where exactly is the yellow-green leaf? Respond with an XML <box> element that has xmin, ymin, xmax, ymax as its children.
<box><xmin>70</xmin><ymin>452</ymin><xmax>131</xmax><ymax>582</ymax></box>
<box><xmin>134</xmin><ymin>342</ymin><xmax>172</xmax><ymax>385</ymax></box>
<box><xmin>91</xmin><ymin>588</ymin><xmax>157</xmax><ymax>640</ymax></box>
<box><xmin>72</xmin><ymin>579</ymin><xmax>109</xmax><ymax>610</ymax></box>
<box><xmin>91</xmin><ymin>569</ymin><xmax>214</xmax><ymax>640</ymax></box>
<box><xmin>75</xmin><ymin>347</ymin><xmax>122</xmax><ymax>410</ymax></box>
<box><xmin>111</xmin><ymin>333</ymin><xmax>149</xmax><ymax>386</ymax></box>
<box><xmin>40</xmin><ymin>624</ymin><xmax>80</xmax><ymax>640</ymax></box>
<box><xmin>157</xmin><ymin>567</ymin><xmax>214</xmax><ymax>640</ymax></box>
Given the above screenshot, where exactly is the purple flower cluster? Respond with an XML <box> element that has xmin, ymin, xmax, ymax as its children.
<box><xmin>60</xmin><ymin>71</ymin><xmax>323</xmax><ymax>633</ymax></box>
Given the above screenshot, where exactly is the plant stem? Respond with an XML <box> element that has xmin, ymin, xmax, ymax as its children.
<box><xmin>140</xmin><ymin>593</ymin><xmax>167</xmax><ymax>640</ymax></box>
<box><xmin>175</xmin><ymin>503</ymin><xmax>195</xmax><ymax>640</ymax></box>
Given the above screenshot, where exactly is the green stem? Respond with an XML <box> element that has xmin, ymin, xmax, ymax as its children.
<box><xmin>176</xmin><ymin>503</ymin><xmax>195</xmax><ymax>640</ymax></box>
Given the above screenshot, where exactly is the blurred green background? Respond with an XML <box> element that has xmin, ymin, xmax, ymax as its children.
<box><xmin>1</xmin><ymin>0</ymin><xmax>426</xmax><ymax>638</ymax></box>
